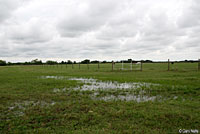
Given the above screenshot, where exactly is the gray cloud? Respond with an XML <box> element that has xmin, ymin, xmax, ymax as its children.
<box><xmin>0</xmin><ymin>0</ymin><xmax>200</xmax><ymax>62</ymax></box>
<box><xmin>6</xmin><ymin>18</ymin><xmax>55</xmax><ymax>44</ymax></box>
<box><xmin>0</xmin><ymin>0</ymin><xmax>29</xmax><ymax>23</ymax></box>
<box><xmin>57</xmin><ymin>0</ymin><xmax>121</xmax><ymax>37</ymax></box>
<box><xmin>0</xmin><ymin>0</ymin><xmax>17</xmax><ymax>23</ymax></box>
<box><xmin>177</xmin><ymin>0</ymin><xmax>200</xmax><ymax>28</ymax></box>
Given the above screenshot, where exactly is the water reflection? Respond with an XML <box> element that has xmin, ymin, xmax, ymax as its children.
<box><xmin>69</xmin><ymin>77</ymin><xmax>158</xmax><ymax>91</ymax></box>
<box><xmin>41</xmin><ymin>76</ymin><xmax>179</xmax><ymax>103</ymax></box>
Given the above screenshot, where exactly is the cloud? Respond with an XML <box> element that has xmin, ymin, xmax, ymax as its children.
<box><xmin>177</xmin><ymin>0</ymin><xmax>200</xmax><ymax>28</ymax></box>
<box><xmin>0</xmin><ymin>0</ymin><xmax>200</xmax><ymax>62</ymax></box>
<box><xmin>6</xmin><ymin>18</ymin><xmax>56</xmax><ymax>44</ymax></box>
<box><xmin>0</xmin><ymin>0</ymin><xmax>29</xmax><ymax>23</ymax></box>
<box><xmin>57</xmin><ymin>0</ymin><xmax>121</xmax><ymax>37</ymax></box>
<box><xmin>0</xmin><ymin>0</ymin><xmax>17</xmax><ymax>23</ymax></box>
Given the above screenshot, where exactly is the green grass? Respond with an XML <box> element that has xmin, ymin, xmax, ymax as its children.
<box><xmin>0</xmin><ymin>63</ymin><xmax>200</xmax><ymax>134</ymax></box>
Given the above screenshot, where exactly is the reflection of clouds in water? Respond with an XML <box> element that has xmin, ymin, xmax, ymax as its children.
<box><xmin>69</xmin><ymin>78</ymin><xmax>164</xmax><ymax>102</ymax></box>
<box><xmin>41</xmin><ymin>76</ymin><xmax>67</xmax><ymax>79</ymax></box>
<box><xmin>41</xmin><ymin>76</ymin><xmax>179</xmax><ymax>102</ymax></box>
<box><xmin>69</xmin><ymin>77</ymin><xmax>159</xmax><ymax>91</ymax></box>
<box><xmin>53</xmin><ymin>88</ymin><xmax>66</xmax><ymax>93</ymax></box>
<box><xmin>98</xmin><ymin>95</ymin><xmax>157</xmax><ymax>102</ymax></box>
<box><xmin>8</xmin><ymin>101</ymin><xmax>56</xmax><ymax>117</ymax></box>
<box><xmin>91</xmin><ymin>92</ymin><xmax>164</xmax><ymax>102</ymax></box>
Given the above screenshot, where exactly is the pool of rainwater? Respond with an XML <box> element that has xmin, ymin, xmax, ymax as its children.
<box><xmin>6</xmin><ymin>101</ymin><xmax>56</xmax><ymax>117</ymax></box>
<box><xmin>41</xmin><ymin>76</ymin><xmax>179</xmax><ymax>102</ymax></box>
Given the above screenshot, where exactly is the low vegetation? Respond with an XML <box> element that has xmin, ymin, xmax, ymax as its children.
<box><xmin>0</xmin><ymin>63</ymin><xmax>199</xmax><ymax>133</ymax></box>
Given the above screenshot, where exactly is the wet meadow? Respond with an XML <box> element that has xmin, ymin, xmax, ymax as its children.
<box><xmin>0</xmin><ymin>63</ymin><xmax>199</xmax><ymax>133</ymax></box>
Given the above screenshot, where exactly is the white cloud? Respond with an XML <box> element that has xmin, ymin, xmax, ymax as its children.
<box><xmin>0</xmin><ymin>0</ymin><xmax>200</xmax><ymax>62</ymax></box>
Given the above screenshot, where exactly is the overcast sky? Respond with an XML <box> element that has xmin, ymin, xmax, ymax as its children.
<box><xmin>0</xmin><ymin>0</ymin><xmax>199</xmax><ymax>62</ymax></box>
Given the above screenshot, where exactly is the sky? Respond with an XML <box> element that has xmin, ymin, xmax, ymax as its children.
<box><xmin>0</xmin><ymin>0</ymin><xmax>199</xmax><ymax>62</ymax></box>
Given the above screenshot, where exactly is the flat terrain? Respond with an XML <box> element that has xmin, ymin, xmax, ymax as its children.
<box><xmin>0</xmin><ymin>63</ymin><xmax>200</xmax><ymax>134</ymax></box>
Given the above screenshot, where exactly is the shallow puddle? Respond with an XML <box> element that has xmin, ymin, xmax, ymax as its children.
<box><xmin>53</xmin><ymin>88</ymin><xmax>66</xmax><ymax>93</ymax></box>
<box><xmin>96</xmin><ymin>95</ymin><xmax>157</xmax><ymax>102</ymax></box>
<box><xmin>41</xmin><ymin>76</ymin><xmax>67</xmax><ymax>79</ymax></box>
<box><xmin>41</xmin><ymin>76</ymin><xmax>179</xmax><ymax>103</ymax></box>
<box><xmin>91</xmin><ymin>91</ymin><xmax>164</xmax><ymax>102</ymax></box>
<box><xmin>8</xmin><ymin>101</ymin><xmax>56</xmax><ymax>117</ymax></box>
<box><xmin>69</xmin><ymin>78</ymin><xmax>164</xmax><ymax>102</ymax></box>
<box><xmin>69</xmin><ymin>77</ymin><xmax>159</xmax><ymax>91</ymax></box>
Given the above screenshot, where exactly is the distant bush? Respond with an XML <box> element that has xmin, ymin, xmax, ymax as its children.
<box><xmin>91</xmin><ymin>60</ymin><xmax>99</xmax><ymax>63</ymax></box>
<box><xmin>81</xmin><ymin>59</ymin><xmax>90</xmax><ymax>64</ymax></box>
<box><xmin>67</xmin><ymin>60</ymin><xmax>73</xmax><ymax>64</ymax></box>
<box><xmin>46</xmin><ymin>60</ymin><xmax>58</xmax><ymax>65</ymax></box>
<box><xmin>0</xmin><ymin>60</ymin><xmax>6</xmax><ymax>66</ymax></box>
<box><xmin>31</xmin><ymin>59</ymin><xmax>42</xmax><ymax>65</ymax></box>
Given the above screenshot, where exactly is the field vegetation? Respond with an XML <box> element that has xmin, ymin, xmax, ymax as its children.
<box><xmin>0</xmin><ymin>63</ymin><xmax>199</xmax><ymax>133</ymax></box>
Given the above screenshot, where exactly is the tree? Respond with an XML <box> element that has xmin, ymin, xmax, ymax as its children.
<box><xmin>31</xmin><ymin>59</ymin><xmax>42</xmax><ymax>65</ymax></box>
<box><xmin>81</xmin><ymin>59</ymin><xmax>90</xmax><ymax>64</ymax></box>
<box><xmin>46</xmin><ymin>60</ymin><xmax>58</xmax><ymax>65</ymax></box>
<box><xmin>128</xmin><ymin>59</ymin><xmax>132</xmax><ymax>63</ymax></box>
<box><xmin>7</xmin><ymin>62</ymin><xmax>12</xmax><ymax>65</ymax></box>
<box><xmin>67</xmin><ymin>60</ymin><xmax>72</xmax><ymax>64</ymax></box>
<box><xmin>0</xmin><ymin>60</ymin><xmax>6</xmax><ymax>66</ymax></box>
<box><xmin>61</xmin><ymin>61</ymin><xmax>66</xmax><ymax>64</ymax></box>
<box><xmin>91</xmin><ymin>60</ymin><xmax>99</xmax><ymax>64</ymax></box>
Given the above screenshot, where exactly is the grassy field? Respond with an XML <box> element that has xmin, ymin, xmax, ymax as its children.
<box><xmin>0</xmin><ymin>63</ymin><xmax>199</xmax><ymax>134</ymax></box>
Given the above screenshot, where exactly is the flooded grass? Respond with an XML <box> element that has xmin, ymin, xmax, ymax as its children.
<box><xmin>48</xmin><ymin>77</ymin><xmax>184</xmax><ymax>103</ymax></box>
<box><xmin>53</xmin><ymin>87</ymin><xmax>67</xmax><ymax>93</ymax></box>
<box><xmin>96</xmin><ymin>94</ymin><xmax>158</xmax><ymax>102</ymax></box>
<box><xmin>68</xmin><ymin>77</ymin><xmax>161</xmax><ymax>102</ymax></box>
<box><xmin>69</xmin><ymin>77</ymin><xmax>159</xmax><ymax>91</ymax></box>
<box><xmin>41</xmin><ymin>75</ymin><xmax>68</xmax><ymax>80</ymax></box>
<box><xmin>39</xmin><ymin>76</ymin><xmax>194</xmax><ymax>103</ymax></box>
<box><xmin>7</xmin><ymin>101</ymin><xmax>56</xmax><ymax>117</ymax></box>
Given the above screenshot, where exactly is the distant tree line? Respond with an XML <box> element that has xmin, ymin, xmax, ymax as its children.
<box><xmin>0</xmin><ymin>60</ymin><xmax>6</xmax><ymax>66</ymax></box>
<box><xmin>0</xmin><ymin>59</ymin><xmax>199</xmax><ymax>66</ymax></box>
